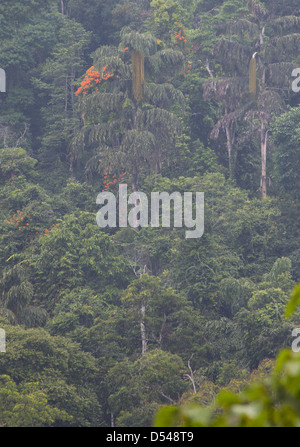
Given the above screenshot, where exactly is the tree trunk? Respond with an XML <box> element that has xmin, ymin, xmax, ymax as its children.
<box><xmin>65</xmin><ymin>76</ymin><xmax>68</xmax><ymax>112</ymax></box>
<box><xmin>132</xmin><ymin>168</ymin><xmax>138</xmax><ymax>193</ymax></box>
<box><xmin>141</xmin><ymin>303</ymin><xmax>147</xmax><ymax>355</ymax></box>
<box><xmin>260</xmin><ymin>27</ymin><xmax>265</xmax><ymax>46</ymax></box>
<box><xmin>260</xmin><ymin>119</ymin><xmax>267</xmax><ymax>198</ymax></box>
<box><xmin>225</xmin><ymin>120</ymin><xmax>234</xmax><ymax>178</ymax></box>
<box><xmin>69</xmin><ymin>159</ymin><xmax>74</xmax><ymax>179</ymax></box>
<box><xmin>71</xmin><ymin>66</ymin><xmax>75</xmax><ymax>111</ymax></box>
<box><xmin>187</xmin><ymin>359</ymin><xmax>197</xmax><ymax>394</ymax></box>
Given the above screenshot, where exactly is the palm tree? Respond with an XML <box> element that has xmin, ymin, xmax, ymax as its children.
<box><xmin>71</xmin><ymin>30</ymin><xmax>185</xmax><ymax>192</ymax></box>
<box><xmin>203</xmin><ymin>0</ymin><xmax>300</xmax><ymax>197</ymax></box>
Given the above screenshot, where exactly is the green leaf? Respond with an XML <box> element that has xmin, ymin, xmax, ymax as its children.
<box><xmin>154</xmin><ymin>406</ymin><xmax>179</xmax><ymax>427</ymax></box>
<box><xmin>285</xmin><ymin>283</ymin><xmax>300</xmax><ymax>318</ymax></box>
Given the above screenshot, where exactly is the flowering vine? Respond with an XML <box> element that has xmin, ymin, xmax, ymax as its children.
<box><xmin>42</xmin><ymin>224</ymin><xmax>59</xmax><ymax>237</ymax></box>
<box><xmin>75</xmin><ymin>65</ymin><xmax>115</xmax><ymax>97</ymax></box>
<box><xmin>174</xmin><ymin>22</ymin><xmax>187</xmax><ymax>44</ymax></box>
<box><xmin>102</xmin><ymin>169</ymin><xmax>126</xmax><ymax>192</ymax></box>
<box><xmin>6</xmin><ymin>210</ymin><xmax>29</xmax><ymax>231</ymax></box>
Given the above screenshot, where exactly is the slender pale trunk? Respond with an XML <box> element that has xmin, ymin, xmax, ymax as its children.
<box><xmin>141</xmin><ymin>303</ymin><xmax>147</xmax><ymax>355</ymax></box>
<box><xmin>260</xmin><ymin>119</ymin><xmax>267</xmax><ymax>198</ymax></box>
<box><xmin>188</xmin><ymin>360</ymin><xmax>197</xmax><ymax>394</ymax></box>
<box><xmin>69</xmin><ymin>159</ymin><xmax>74</xmax><ymax>179</ymax></box>
<box><xmin>158</xmin><ymin>314</ymin><xmax>167</xmax><ymax>348</ymax></box>
<box><xmin>65</xmin><ymin>76</ymin><xmax>68</xmax><ymax>112</ymax></box>
<box><xmin>225</xmin><ymin>116</ymin><xmax>234</xmax><ymax>178</ymax></box>
<box><xmin>71</xmin><ymin>66</ymin><xmax>75</xmax><ymax>110</ymax></box>
<box><xmin>132</xmin><ymin>170</ymin><xmax>138</xmax><ymax>193</ymax></box>
<box><xmin>260</xmin><ymin>27</ymin><xmax>265</xmax><ymax>46</ymax></box>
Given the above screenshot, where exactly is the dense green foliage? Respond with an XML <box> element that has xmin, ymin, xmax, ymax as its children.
<box><xmin>155</xmin><ymin>285</ymin><xmax>300</xmax><ymax>427</ymax></box>
<box><xmin>0</xmin><ymin>0</ymin><xmax>300</xmax><ymax>427</ymax></box>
